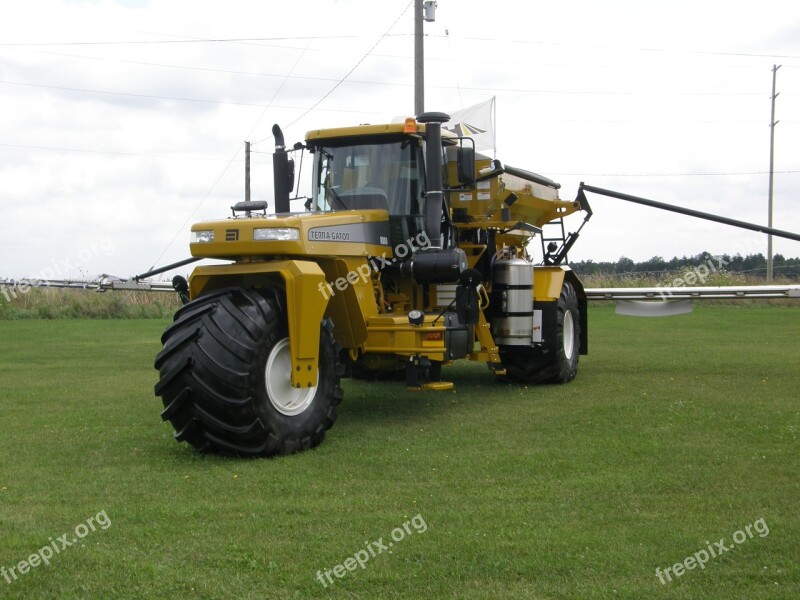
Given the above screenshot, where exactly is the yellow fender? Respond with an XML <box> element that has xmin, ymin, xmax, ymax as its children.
<box><xmin>188</xmin><ymin>260</ymin><xmax>328</xmax><ymax>388</ymax></box>
<box><xmin>533</xmin><ymin>265</ymin><xmax>588</xmax><ymax>355</ymax></box>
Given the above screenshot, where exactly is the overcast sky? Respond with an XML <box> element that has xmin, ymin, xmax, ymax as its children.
<box><xmin>1</xmin><ymin>0</ymin><xmax>799</xmax><ymax>281</ymax></box>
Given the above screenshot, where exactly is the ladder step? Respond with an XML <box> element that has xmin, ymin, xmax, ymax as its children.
<box><xmin>540</xmin><ymin>216</ymin><xmax>569</xmax><ymax>264</ymax></box>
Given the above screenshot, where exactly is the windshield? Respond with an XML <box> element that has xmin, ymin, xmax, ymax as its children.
<box><xmin>311</xmin><ymin>140</ymin><xmax>423</xmax><ymax>216</ymax></box>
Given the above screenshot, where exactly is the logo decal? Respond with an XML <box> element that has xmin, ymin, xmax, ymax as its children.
<box><xmin>309</xmin><ymin>230</ymin><xmax>351</xmax><ymax>241</ymax></box>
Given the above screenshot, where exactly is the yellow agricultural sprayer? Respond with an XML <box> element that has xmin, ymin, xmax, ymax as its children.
<box><xmin>153</xmin><ymin>112</ymin><xmax>593</xmax><ymax>456</ymax></box>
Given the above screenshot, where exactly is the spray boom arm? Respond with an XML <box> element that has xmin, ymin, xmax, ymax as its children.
<box><xmin>578</xmin><ymin>183</ymin><xmax>800</xmax><ymax>243</ymax></box>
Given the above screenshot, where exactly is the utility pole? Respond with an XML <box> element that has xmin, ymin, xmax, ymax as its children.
<box><xmin>767</xmin><ymin>64</ymin><xmax>781</xmax><ymax>282</ymax></box>
<box><xmin>414</xmin><ymin>0</ymin><xmax>424</xmax><ymax>115</ymax></box>
<box><xmin>245</xmin><ymin>141</ymin><xmax>251</xmax><ymax>202</ymax></box>
<box><xmin>415</xmin><ymin>1</ymin><xmax>437</xmax><ymax>115</ymax></box>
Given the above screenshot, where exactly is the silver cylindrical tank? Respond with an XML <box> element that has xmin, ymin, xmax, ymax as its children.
<box><xmin>491</xmin><ymin>256</ymin><xmax>534</xmax><ymax>346</ymax></box>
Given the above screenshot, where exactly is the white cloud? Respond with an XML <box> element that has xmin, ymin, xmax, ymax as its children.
<box><xmin>1</xmin><ymin>0</ymin><xmax>799</xmax><ymax>280</ymax></box>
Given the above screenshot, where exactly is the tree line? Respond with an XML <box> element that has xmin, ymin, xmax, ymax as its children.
<box><xmin>570</xmin><ymin>253</ymin><xmax>800</xmax><ymax>279</ymax></box>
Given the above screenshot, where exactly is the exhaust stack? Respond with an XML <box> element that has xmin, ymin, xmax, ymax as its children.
<box><xmin>417</xmin><ymin>112</ymin><xmax>450</xmax><ymax>248</ymax></box>
<box><xmin>272</xmin><ymin>124</ymin><xmax>291</xmax><ymax>214</ymax></box>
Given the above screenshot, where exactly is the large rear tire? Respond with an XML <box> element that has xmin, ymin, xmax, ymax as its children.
<box><xmin>500</xmin><ymin>281</ymin><xmax>580</xmax><ymax>384</ymax></box>
<box><xmin>154</xmin><ymin>287</ymin><xmax>342</xmax><ymax>457</ymax></box>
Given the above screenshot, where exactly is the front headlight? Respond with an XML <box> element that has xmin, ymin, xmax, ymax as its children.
<box><xmin>253</xmin><ymin>227</ymin><xmax>300</xmax><ymax>241</ymax></box>
<box><xmin>190</xmin><ymin>230</ymin><xmax>215</xmax><ymax>243</ymax></box>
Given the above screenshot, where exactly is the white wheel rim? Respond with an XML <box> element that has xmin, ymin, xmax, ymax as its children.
<box><xmin>265</xmin><ymin>338</ymin><xmax>318</xmax><ymax>416</ymax></box>
<box><xmin>562</xmin><ymin>310</ymin><xmax>575</xmax><ymax>359</ymax></box>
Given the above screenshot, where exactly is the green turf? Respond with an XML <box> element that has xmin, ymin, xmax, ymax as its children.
<box><xmin>0</xmin><ymin>305</ymin><xmax>797</xmax><ymax>599</ymax></box>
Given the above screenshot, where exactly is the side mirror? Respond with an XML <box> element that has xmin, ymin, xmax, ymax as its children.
<box><xmin>287</xmin><ymin>158</ymin><xmax>295</xmax><ymax>193</ymax></box>
<box><xmin>457</xmin><ymin>145</ymin><xmax>475</xmax><ymax>187</ymax></box>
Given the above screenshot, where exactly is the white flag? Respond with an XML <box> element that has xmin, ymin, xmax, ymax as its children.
<box><xmin>444</xmin><ymin>97</ymin><xmax>496</xmax><ymax>155</ymax></box>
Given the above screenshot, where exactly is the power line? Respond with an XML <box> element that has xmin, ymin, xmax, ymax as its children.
<box><xmin>550</xmin><ymin>170</ymin><xmax>800</xmax><ymax>177</ymax></box>
<box><xmin>252</xmin><ymin>1</ymin><xmax>414</xmax><ymax>144</ymax></box>
<box><xmin>429</xmin><ymin>34</ymin><xmax>800</xmax><ymax>61</ymax></box>
<box><xmin>146</xmin><ymin>144</ymin><xmax>244</xmax><ymax>272</ymax></box>
<box><xmin>457</xmin><ymin>85</ymin><xmax>770</xmax><ymax>96</ymax></box>
<box><xmin>16</xmin><ymin>43</ymin><xmax>792</xmax><ymax>79</ymax></box>
<box><xmin>146</xmin><ymin>3</ymin><xmax>413</xmax><ymax>267</ymax></box>
<box><xmin>15</xmin><ymin>47</ymin><xmax>368</xmax><ymax>86</ymax></box>
<box><xmin>0</xmin><ymin>141</ymin><xmax>204</xmax><ymax>160</ymax></box>
<box><xmin>0</xmin><ymin>34</ymin><xmax>410</xmax><ymax>47</ymax></box>
<box><xmin>17</xmin><ymin>47</ymin><xmax>333</xmax><ymax>80</ymax></box>
<box><xmin>146</xmin><ymin>36</ymin><xmax>317</xmax><ymax>270</ymax></box>
<box><xmin>0</xmin><ymin>79</ymin><xmax>382</xmax><ymax>113</ymax></box>
<box><xmin>7</xmin><ymin>44</ymin><xmax>797</xmax><ymax>99</ymax></box>
<box><xmin>14</xmin><ymin>49</ymin><xmax>792</xmax><ymax>98</ymax></box>
<box><xmin>558</xmin><ymin>119</ymin><xmax>768</xmax><ymax>124</ymax></box>
<box><xmin>0</xmin><ymin>141</ymin><xmax>274</xmax><ymax>163</ymax></box>
<box><xmin>5</xmin><ymin>31</ymin><xmax>797</xmax><ymax>62</ymax></box>
<box><xmin>4</xmin><ymin>77</ymin><xmax>780</xmax><ymax>116</ymax></box>
<box><xmin>1</xmin><ymin>143</ymin><xmax>795</xmax><ymax>180</ymax></box>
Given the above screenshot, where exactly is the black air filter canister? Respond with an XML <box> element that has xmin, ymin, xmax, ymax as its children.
<box><xmin>400</xmin><ymin>248</ymin><xmax>467</xmax><ymax>284</ymax></box>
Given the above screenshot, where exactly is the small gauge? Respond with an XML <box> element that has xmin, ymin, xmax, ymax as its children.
<box><xmin>408</xmin><ymin>310</ymin><xmax>424</xmax><ymax>326</ymax></box>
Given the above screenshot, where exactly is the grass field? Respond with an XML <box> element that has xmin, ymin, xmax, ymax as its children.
<box><xmin>0</xmin><ymin>305</ymin><xmax>797</xmax><ymax>599</ymax></box>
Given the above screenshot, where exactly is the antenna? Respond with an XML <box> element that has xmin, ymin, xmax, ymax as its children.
<box><xmin>245</xmin><ymin>140</ymin><xmax>251</xmax><ymax>203</ymax></box>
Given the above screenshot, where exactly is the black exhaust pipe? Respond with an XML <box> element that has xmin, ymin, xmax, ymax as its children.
<box><xmin>272</xmin><ymin>124</ymin><xmax>291</xmax><ymax>214</ymax></box>
<box><xmin>417</xmin><ymin>112</ymin><xmax>450</xmax><ymax>248</ymax></box>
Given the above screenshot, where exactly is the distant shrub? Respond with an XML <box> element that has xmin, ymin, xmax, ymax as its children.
<box><xmin>0</xmin><ymin>287</ymin><xmax>180</xmax><ymax>320</ymax></box>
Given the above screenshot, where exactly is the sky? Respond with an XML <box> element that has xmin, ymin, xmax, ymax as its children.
<box><xmin>1</xmin><ymin>0</ymin><xmax>799</xmax><ymax>281</ymax></box>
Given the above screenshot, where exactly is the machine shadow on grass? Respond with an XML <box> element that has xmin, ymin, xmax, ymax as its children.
<box><xmin>153</xmin><ymin>369</ymin><xmax>501</xmax><ymax>460</ymax></box>
<box><xmin>339</xmin><ymin>360</ymin><xmax>564</xmax><ymax>423</ymax></box>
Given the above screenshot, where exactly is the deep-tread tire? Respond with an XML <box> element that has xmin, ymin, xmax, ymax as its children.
<box><xmin>154</xmin><ymin>287</ymin><xmax>343</xmax><ymax>457</ymax></box>
<box><xmin>500</xmin><ymin>282</ymin><xmax>580</xmax><ymax>384</ymax></box>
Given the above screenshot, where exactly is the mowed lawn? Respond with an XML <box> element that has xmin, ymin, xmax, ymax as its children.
<box><xmin>0</xmin><ymin>305</ymin><xmax>797</xmax><ymax>599</ymax></box>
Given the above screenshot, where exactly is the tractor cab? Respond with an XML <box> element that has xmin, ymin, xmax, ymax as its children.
<box><xmin>306</xmin><ymin>126</ymin><xmax>427</xmax><ymax>249</ymax></box>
